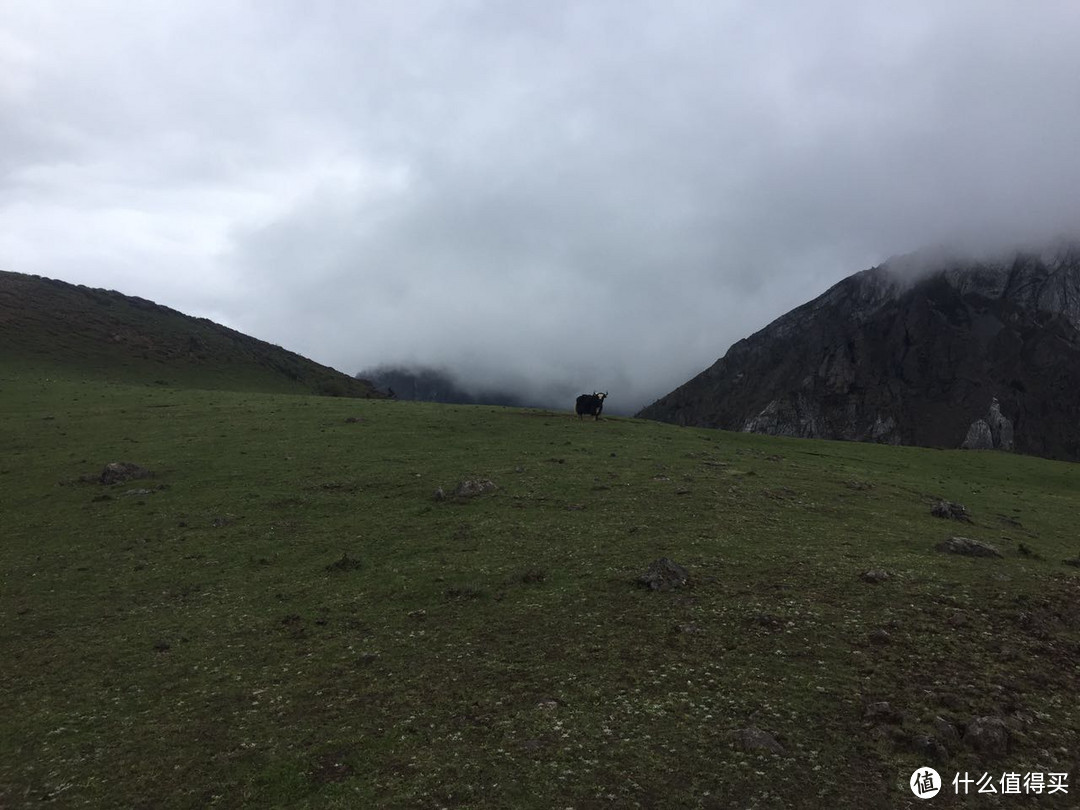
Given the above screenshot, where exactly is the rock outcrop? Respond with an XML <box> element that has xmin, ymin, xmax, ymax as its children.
<box><xmin>637</xmin><ymin>242</ymin><xmax>1080</xmax><ymax>462</ymax></box>
<box><xmin>962</xmin><ymin>397</ymin><xmax>1014</xmax><ymax>451</ymax></box>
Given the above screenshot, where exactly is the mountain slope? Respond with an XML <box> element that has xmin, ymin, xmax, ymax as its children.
<box><xmin>638</xmin><ymin>244</ymin><xmax>1080</xmax><ymax>461</ymax></box>
<box><xmin>0</xmin><ymin>270</ymin><xmax>380</xmax><ymax>397</ymax></box>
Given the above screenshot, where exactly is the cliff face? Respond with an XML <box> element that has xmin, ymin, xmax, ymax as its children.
<box><xmin>637</xmin><ymin>244</ymin><xmax>1080</xmax><ymax>461</ymax></box>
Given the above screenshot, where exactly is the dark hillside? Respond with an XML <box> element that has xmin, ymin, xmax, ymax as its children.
<box><xmin>0</xmin><ymin>270</ymin><xmax>379</xmax><ymax>397</ymax></box>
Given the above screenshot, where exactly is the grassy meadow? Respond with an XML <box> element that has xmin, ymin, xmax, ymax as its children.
<box><xmin>2</xmin><ymin>368</ymin><xmax>1079</xmax><ymax>808</ymax></box>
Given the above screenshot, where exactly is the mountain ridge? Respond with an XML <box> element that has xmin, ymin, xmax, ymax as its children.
<box><xmin>638</xmin><ymin>244</ymin><xmax>1080</xmax><ymax>461</ymax></box>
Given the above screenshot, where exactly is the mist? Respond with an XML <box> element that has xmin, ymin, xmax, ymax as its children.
<box><xmin>3</xmin><ymin>2</ymin><xmax>1080</xmax><ymax>413</ymax></box>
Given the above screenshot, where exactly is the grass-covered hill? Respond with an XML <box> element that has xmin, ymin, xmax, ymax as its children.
<box><xmin>2</xmin><ymin>362</ymin><xmax>1078</xmax><ymax>808</ymax></box>
<box><xmin>0</xmin><ymin>270</ymin><xmax>379</xmax><ymax>397</ymax></box>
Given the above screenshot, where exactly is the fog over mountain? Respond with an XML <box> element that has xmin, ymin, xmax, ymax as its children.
<box><xmin>3</xmin><ymin>3</ymin><xmax>1080</xmax><ymax>412</ymax></box>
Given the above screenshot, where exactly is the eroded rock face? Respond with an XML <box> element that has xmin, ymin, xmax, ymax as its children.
<box><xmin>961</xmin><ymin>420</ymin><xmax>994</xmax><ymax>450</ymax></box>
<box><xmin>962</xmin><ymin>398</ymin><xmax>1014</xmax><ymax>451</ymax></box>
<box><xmin>638</xmin><ymin>244</ymin><xmax>1080</xmax><ymax>461</ymax></box>
<box><xmin>987</xmin><ymin>397</ymin><xmax>1014</xmax><ymax>450</ymax></box>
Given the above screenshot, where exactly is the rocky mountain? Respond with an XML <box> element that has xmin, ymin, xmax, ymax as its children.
<box><xmin>637</xmin><ymin>243</ymin><xmax>1080</xmax><ymax>461</ymax></box>
<box><xmin>0</xmin><ymin>270</ymin><xmax>381</xmax><ymax>398</ymax></box>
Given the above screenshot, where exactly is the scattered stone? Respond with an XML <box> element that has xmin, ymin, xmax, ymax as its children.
<box><xmin>734</xmin><ymin>727</ymin><xmax>785</xmax><ymax>754</ymax></box>
<box><xmin>310</xmin><ymin>751</ymin><xmax>352</xmax><ymax>785</ymax></box>
<box><xmin>211</xmin><ymin>516</ymin><xmax>231</xmax><ymax>528</ymax></box>
<box><xmin>433</xmin><ymin>487</ymin><xmax>446</xmax><ymax>501</ymax></box>
<box><xmin>868</xmin><ymin>628</ymin><xmax>891</xmax><ymax>645</ymax></box>
<box><xmin>636</xmin><ymin>557</ymin><xmax>690</xmax><ymax>591</ymax></box>
<box><xmin>445</xmin><ymin>585</ymin><xmax>485</xmax><ymax>600</ymax></box>
<box><xmin>672</xmin><ymin>622</ymin><xmax>703</xmax><ymax>634</ymax></box>
<box><xmin>536</xmin><ymin>699</ymin><xmax>559</xmax><ymax>711</ymax></box>
<box><xmin>123</xmin><ymin>488</ymin><xmax>153</xmax><ymax>496</ymax></box>
<box><xmin>936</xmin><ymin>536</ymin><xmax>1002</xmax><ymax>558</ymax></box>
<box><xmin>452</xmin><ymin>479</ymin><xmax>497</xmax><ymax>498</ymax></box>
<box><xmin>963</xmin><ymin>716</ymin><xmax>1009</xmax><ymax>755</ymax></box>
<box><xmin>152</xmin><ymin>640</ymin><xmax>171</xmax><ymax>653</ymax></box>
<box><xmin>933</xmin><ymin>717</ymin><xmax>961</xmax><ymax>750</ymax></box>
<box><xmin>344</xmin><ymin>416</ymin><xmax>364</xmax><ymax>424</ymax></box>
<box><xmin>860</xmin><ymin>569</ymin><xmax>891</xmax><ymax>584</ymax></box>
<box><xmin>520</xmin><ymin>568</ymin><xmax>546</xmax><ymax>584</ymax></box>
<box><xmin>100</xmin><ymin>462</ymin><xmax>152</xmax><ymax>485</ymax></box>
<box><xmin>325</xmin><ymin>553</ymin><xmax>362</xmax><ymax>573</ymax></box>
<box><xmin>845</xmin><ymin>480</ymin><xmax>874</xmax><ymax>491</ymax></box>
<box><xmin>1062</xmin><ymin>555</ymin><xmax>1080</xmax><ymax>568</ymax></box>
<box><xmin>864</xmin><ymin>701</ymin><xmax>904</xmax><ymax>725</ymax></box>
<box><xmin>749</xmin><ymin>612</ymin><xmax>783</xmax><ymax>630</ymax></box>
<box><xmin>407</xmin><ymin>609</ymin><xmax>427</xmax><ymax>621</ymax></box>
<box><xmin>913</xmin><ymin>734</ymin><xmax>950</xmax><ymax>762</ymax></box>
<box><xmin>357</xmin><ymin>652</ymin><xmax>379</xmax><ymax>666</ymax></box>
<box><xmin>931</xmin><ymin>500</ymin><xmax>972</xmax><ymax>522</ymax></box>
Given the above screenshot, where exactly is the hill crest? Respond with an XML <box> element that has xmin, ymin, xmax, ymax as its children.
<box><xmin>0</xmin><ymin>270</ymin><xmax>379</xmax><ymax>397</ymax></box>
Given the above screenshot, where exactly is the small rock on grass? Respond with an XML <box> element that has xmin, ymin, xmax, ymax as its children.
<box><xmin>864</xmin><ymin>701</ymin><xmax>904</xmax><ymax>725</ymax></box>
<box><xmin>733</xmin><ymin>727</ymin><xmax>784</xmax><ymax>754</ymax></box>
<box><xmin>860</xmin><ymin>569</ymin><xmax>891</xmax><ymax>584</ymax></box>
<box><xmin>636</xmin><ymin>557</ymin><xmax>690</xmax><ymax>591</ymax></box>
<box><xmin>325</xmin><ymin>553</ymin><xmax>362</xmax><ymax>572</ymax></box>
<box><xmin>963</xmin><ymin>716</ymin><xmax>1009</xmax><ymax>755</ymax></box>
<box><xmin>100</xmin><ymin>462</ymin><xmax>152</xmax><ymax>485</ymax></box>
<box><xmin>933</xmin><ymin>717</ymin><xmax>961</xmax><ymax>750</ymax></box>
<box><xmin>452</xmin><ymin>479</ymin><xmax>498</xmax><ymax>498</ymax></box>
<box><xmin>931</xmin><ymin>500</ymin><xmax>972</xmax><ymax>522</ymax></box>
<box><xmin>936</xmin><ymin>536</ymin><xmax>1002</xmax><ymax>558</ymax></box>
<box><xmin>868</xmin><ymin>628</ymin><xmax>891</xmax><ymax>645</ymax></box>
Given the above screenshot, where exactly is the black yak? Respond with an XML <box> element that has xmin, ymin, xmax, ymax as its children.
<box><xmin>575</xmin><ymin>392</ymin><xmax>608</xmax><ymax>420</ymax></box>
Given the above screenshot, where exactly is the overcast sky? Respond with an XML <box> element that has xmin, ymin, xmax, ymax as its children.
<box><xmin>3</xmin><ymin>2</ymin><xmax>1079</xmax><ymax>411</ymax></box>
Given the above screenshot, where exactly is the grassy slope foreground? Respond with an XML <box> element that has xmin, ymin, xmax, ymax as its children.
<box><xmin>1</xmin><ymin>369</ymin><xmax>1079</xmax><ymax>808</ymax></box>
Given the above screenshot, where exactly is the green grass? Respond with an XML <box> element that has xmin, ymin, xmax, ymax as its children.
<box><xmin>2</xmin><ymin>368</ymin><xmax>1079</xmax><ymax>808</ymax></box>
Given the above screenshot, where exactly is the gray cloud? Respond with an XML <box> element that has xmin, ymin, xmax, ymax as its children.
<box><xmin>3</xmin><ymin>1</ymin><xmax>1080</xmax><ymax>411</ymax></box>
